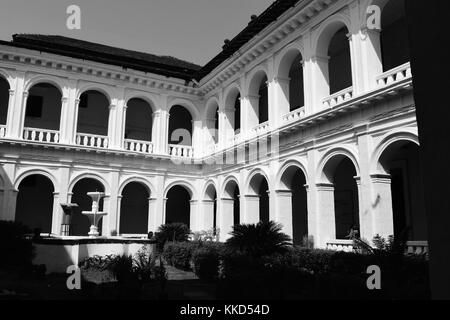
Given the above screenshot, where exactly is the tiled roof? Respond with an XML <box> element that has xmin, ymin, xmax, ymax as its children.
<box><xmin>0</xmin><ymin>0</ymin><xmax>302</xmax><ymax>82</ymax></box>
<box><xmin>5</xmin><ymin>34</ymin><xmax>201</xmax><ymax>81</ymax></box>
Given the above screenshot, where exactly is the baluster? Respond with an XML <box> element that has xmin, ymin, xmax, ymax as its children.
<box><xmin>55</xmin><ymin>132</ymin><xmax>59</xmax><ymax>143</ymax></box>
<box><xmin>396</xmin><ymin>71</ymin><xmax>405</xmax><ymax>81</ymax></box>
<box><xmin>406</xmin><ymin>67</ymin><xmax>412</xmax><ymax>78</ymax></box>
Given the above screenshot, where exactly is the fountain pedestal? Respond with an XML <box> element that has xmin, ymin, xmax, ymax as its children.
<box><xmin>82</xmin><ymin>192</ymin><xmax>107</xmax><ymax>237</ymax></box>
<box><xmin>60</xmin><ymin>203</ymin><xmax>79</xmax><ymax>236</ymax></box>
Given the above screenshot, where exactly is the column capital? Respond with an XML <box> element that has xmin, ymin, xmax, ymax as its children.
<box><xmin>22</xmin><ymin>91</ymin><xmax>29</xmax><ymax>98</ymax></box>
<box><xmin>316</xmin><ymin>182</ymin><xmax>334</xmax><ymax>191</ymax></box>
<box><xmin>370</xmin><ymin>173</ymin><xmax>391</xmax><ymax>184</ymax></box>
<box><xmin>274</xmin><ymin>189</ymin><xmax>292</xmax><ymax>195</ymax></box>
<box><xmin>8</xmin><ymin>89</ymin><xmax>15</xmax><ymax>96</ymax></box>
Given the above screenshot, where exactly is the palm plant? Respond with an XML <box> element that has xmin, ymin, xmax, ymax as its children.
<box><xmin>155</xmin><ymin>222</ymin><xmax>191</xmax><ymax>251</ymax></box>
<box><xmin>226</xmin><ymin>221</ymin><xmax>291</xmax><ymax>257</ymax></box>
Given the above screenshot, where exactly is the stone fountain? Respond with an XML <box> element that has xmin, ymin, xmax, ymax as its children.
<box><xmin>82</xmin><ymin>192</ymin><xmax>107</xmax><ymax>237</ymax></box>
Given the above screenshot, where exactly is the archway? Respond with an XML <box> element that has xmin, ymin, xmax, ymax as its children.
<box><xmin>323</xmin><ymin>155</ymin><xmax>359</xmax><ymax>239</ymax></box>
<box><xmin>77</xmin><ymin>90</ymin><xmax>110</xmax><ymax>136</ymax></box>
<box><xmin>278</xmin><ymin>49</ymin><xmax>305</xmax><ymax>113</ymax></box>
<box><xmin>220</xmin><ymin>179</ymin><xmax>241</xmax><ymax>240</ymax></box>
<box><xmin>124</xmin><ymin>98</ymin><xmax>153</xmax><ymax>142</ymax></box>
<box><xmin>0</xmin><ymin>76</ymin><xmax>10</xmax><ymax>126</ymax></box>
<box><xmin>328</xmin><ymin>27</ymin><xmax>352</xmax><ymax>94</ymax></box>
<box><xmin>120</xmin><ymin>182</ymin><xmax>150</xmax><ymax>234</ymax></box>
<box><xmin>248</xmin><ymin>172</ymin><xmax>270</xmax><ymax>223</ymax></box>
<box><xmin>70</xmin><ymin>178</ymin><xmax>105</xmax><ymax>236</ymax></box>
<box><xmin>24</xmin><ymin>83</ymin><xmax>62</xmax><ymax>132</ymax></box>
<box><xmin>15</xmin><ymin>174</ymin><xmax>54</xmax><ymax>233</ymax></box>
<box><xmin>248</xmin><ymin>71</ymin><xmax>269</xmax><ymax>127</ymax></box>
<box><xmin>168</xmin><ymin>105</ymin><xmax>193</xmax><ymax>146</ymax></box>
<box><xmin>279</xmin><ymin>165</ymin><xmax>308</xmax><ymax>245</ymax></box>
<box><xmin>204</xmin><ymin>184</ymin><xmax>217</xmax><ymax>232</ymax></box>
<box><xmin>165</xmin><ymin>185</ymin><xmax>191</xmax><ymax>227</ymax></box>
<box><xmin>378</xmin><ymin>141</ymin><xmax>426</xmax><ymax>240</ymax></box>
<box><xmin>380</xmin><ymin>0</ymin><xmax>409</xmax><ymax>71</ymax></box>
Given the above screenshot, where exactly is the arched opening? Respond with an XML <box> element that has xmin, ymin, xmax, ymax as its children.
<box><xmin>258</xmin><ymin>75</ymin><xmax>269</xmax><ymax>124</ymax></box>
<box><xmin>248</xmin><ymin>71</ymin><xmax>269</xmax><ymax>127</ymax></box>
<box><xmin>248</xmin><ymin>173</ymin><xmax>270</xmax><ymax>223</ymax></box>
<box><xmin>380</xmin><ymin>0</ymin><xmax>409</xmax><ymax>71</ymax></box>
<box><xmin>280</xmin><ymin>166</ymin><xmax>308</xmax><ymax>245</ymax></box>
<box><xmin>0</xmin><ymin>76</ymin><xmax>10</xmax><ymax>126</ymax></box>
<box><xmin>220</xmin><ymin>179</ymin><xmax>240</xmax><ymax>240</ymax></box>
<box><xmin>204</xmin><ymin>184</ymin><xmax>217</xmax><ymax>232</ymax></box>
<box><xmin>24</xmin><ymin>83</ymin><xmax>62</xmax><ymax>130</ymax></box>
<box><xmin>70</xmin><ymin>178</ymin><xmax>105</xmax><ymax>236</ymax></box>
<box><xmin>278</xmin><ymin>49</ymin><xmax>305</xmax><ymax>112</ymax></box>
<box><xmin>379</xmin><ymin>141</ymin><xmax>426</xmax><ymax>240</ymax></box>
<box><xmin>15</xmin><ymin>174</ymin><xmax>54</xmax><ymax>233</ymax></box>
<box><xmin>224</xmin><ymin>88</ymin><xmax>241</xmax><ymax>138</ymax></box>
<box><xmin>323</xmin><ymin>156</ymin><xmax>359</xmax><ymax>239</ymax></box>
<box><xmin>328</xmin><ymin>27</ymin><xmax>352</xmax><ymax>94</ymax></box>
<box><xmin>124</xmin><ymin>98</ymin><xmax>153</xmax><ymax>141</ymax></box>
<box><xmin>77</xmin><ymin>90</ymin><xmax>110</xmax><ymax>136</ymax></box>
<box><xmin>120</xmin><ymin>182</ymin><xmax>150</xmax><ymax>234</ymax></box>
<box><xmin>168</xmin><ymin>105</ymin><xmax>193</xmax><ymax>146</ymax></box>
<box><xmin>234</xmin><ymin>93</ymin><xmax>241</xmax><ymax>134</ymax></box>
<box><xmin>166</xmin><ymin>185</ymin><xmax>191</xmax><ymax>227</ymax></box>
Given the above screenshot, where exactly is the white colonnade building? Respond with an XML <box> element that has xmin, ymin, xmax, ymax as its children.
<box><xmin>0</xmin><ymin>0</ymin><xmax>427</xmax><ymax>251</ymax></box>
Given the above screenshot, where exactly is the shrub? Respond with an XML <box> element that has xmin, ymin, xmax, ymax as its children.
<box><xmin>155</xmin><ymin>223</ymin><xmax>191</xmax><ymax>252</ymax></box>
<box><xmin>226</xmin><ymin>221</ymin><xmax>291</xmax><ymax>257</ymax></box>
<box><xmin>162</xmin><ymin>241</ymin><xmax>199</xmax><ymax>270</ymax></box>
<box><xmin>0</xmin><ymin>220</ymin><xmax>34</xmax><ymax>272</ymax></box>
<box><xmin>192</xmin><ymin>242</ymin><xmax>225</xmax><ymax>280</ymax></box>
<box><xmin>133</xmin><ymin>246</ymin><xmax>156</xmax><ymax>284</ymax></box>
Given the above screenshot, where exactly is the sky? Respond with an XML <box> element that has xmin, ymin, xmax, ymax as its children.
<box><xmin>0</xmin><ymin>0</ymin><xmax>274</xmax><ymax>66</ymax></box>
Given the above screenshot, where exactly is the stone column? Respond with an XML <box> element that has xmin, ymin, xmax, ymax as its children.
<box><xmin>370</xmin><ymin>174</ymin><xmax>394</xmax><ymax>239</ymax></box>
<box><xmin>360</xmin><ymin>28</ymin><xmax>383</xmax><ymax>91</ymax></box>
<box><xmin>58</xmin><ymin>97</ymin><xmax>69</xmax><ymax>144</ymax></box>
<box><xmin>308</xmin><ymin>56</ymin><xmax>330</xmax><ymax>112</ymax></box>
<box><xmin>107</xmin><ymin>103</ymin><xmax>118</xmax><ymax>148</ymax></box>
<box><xmin>200</xmin><ymin>199</ymin><xmax>215</xmax><ymax>231</ymax></box>
<box><xmin>71</xmin><ymin>98</ymin><xmax>80</xmax><ymax>144</ymax></box>
<box><xmin>116</xmin><ymin>195</ymin><xmax>122</xmax><ymax>235</ymax></box>
<box><xmin>152</xmin><ymin>110</ymin><xmax>170</xmax><ymax>154</ymax></box>
<box><xmin>242</xmin><ymin>194</ymin><xmax>260</xmax><ymax>224</ymax></box>
<box><xmin>118</xmin><ymin>103</ymin><xmax>128</xmax><ymax>151</ymax></box>
<box><xmin>274</xmin><ymin>189</ymin><xmax>293</xmax><ymax>240</ymax></box>
<box><xmin>4</xmin><ymin>89</ymin><xmax>16</xmax><ymax>138</ymax></box>
<box><xmin>218</xmin><ymin>197</ymin><xmax>234</xmax><ymax>242</ymax></box>
<box><xmin>189</xmin><ymin>199</ymin><xmax>199</xmax><ymax>232</ymax></box>
<box><xmin>51</xmin><ymin>192</ymin><xmax>61</xmax><ymax>235</ymax></box>
<box><xmin>316</xmin><ymin>183</ymin><xmax>336</xmax><ymax>248</ymax></box>
<box><xmin>270</xmin><ymin>77</ymin><xmax>290</xmax><ymax>128</ymax></box>
<box><xmin>147</xmin><ymin>197</ymin><xmax>158</xmax><ymax>233</ymax></box>
<box><xmin>16</xmin><ymin>91</ymin><xmax>29</xmax><ymax>139</ymax></box>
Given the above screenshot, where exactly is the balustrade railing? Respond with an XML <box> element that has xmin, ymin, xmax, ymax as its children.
<box><xmin>169</xmin><ymin>144</ymin><xmax>194</xmax><ymax>158</ymax></box>
<box><xmin>76</xmin><ymin>132</ymin><xmax>108</xmax><ymax>148</ymax></box>
<box><xmin>406</xmin><ymin>241</ymin><xmax>428</xmax><ymax>256</ymax></box>
<box><xmin>0</xmin><ymin>125</ymin><xmax>6</xmax><ymax>138</ymax></box>
<box><xmin>282</xmin><ymin>106</ymin><xmax>306</xmax><ymax>124</ymax></box>
<box><xmin>322</xmin><ymin>87</ymin><xmax>353</xmax><ymax>109</ymax></box>
<box><xmin>251</xmin><ymin>121</ymin><xmax>270</xmax><ymax>136</ymax></box>
<box><xmin>326</xmin><ymin>239</ymin><xmax>355</xmax><ymax>252</ymax></box>
<box><xmin>376</xmin><ymin>62</ymin><xmax>412</xmax><ymax>88</ymax></box>
<box><xmin>23</xmin><ymin>127</ymin><xmax>59</xmax><ymax>143</ymax></box>
<box><xmin>124</xmin><ymin>139</ymin><xmax>154</xmax><ymax>154</ymax></box>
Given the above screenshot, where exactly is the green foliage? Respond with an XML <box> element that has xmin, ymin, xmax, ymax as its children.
<box><xmin>0</xmin><ymin>220</ymin><xmax>35</xmax><ymax>272</ymax></box>
<box><xmin>154</xmin><ymin>223</ymin><xmax>191</xmax><ymax>251</ymax></box>
<box><xmin>162</xmin><ymin>241</ymin><xmax>199</xmax><ymax>270</ymax></box>
<box><xmin>192</xmin><ymin>242</ymin><xmax>225</xmax><ymax>280</ymax></box>
<box><xmin>226</xmin><ymin>221</ymin><xmax>291</xmax><ymax>257</ymax></box>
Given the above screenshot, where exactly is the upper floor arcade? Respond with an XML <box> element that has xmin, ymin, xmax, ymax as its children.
<box><xmin>0</xmin><ymin>0</ymin><xmax>412</xmax><ymax>161</ymax></box>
